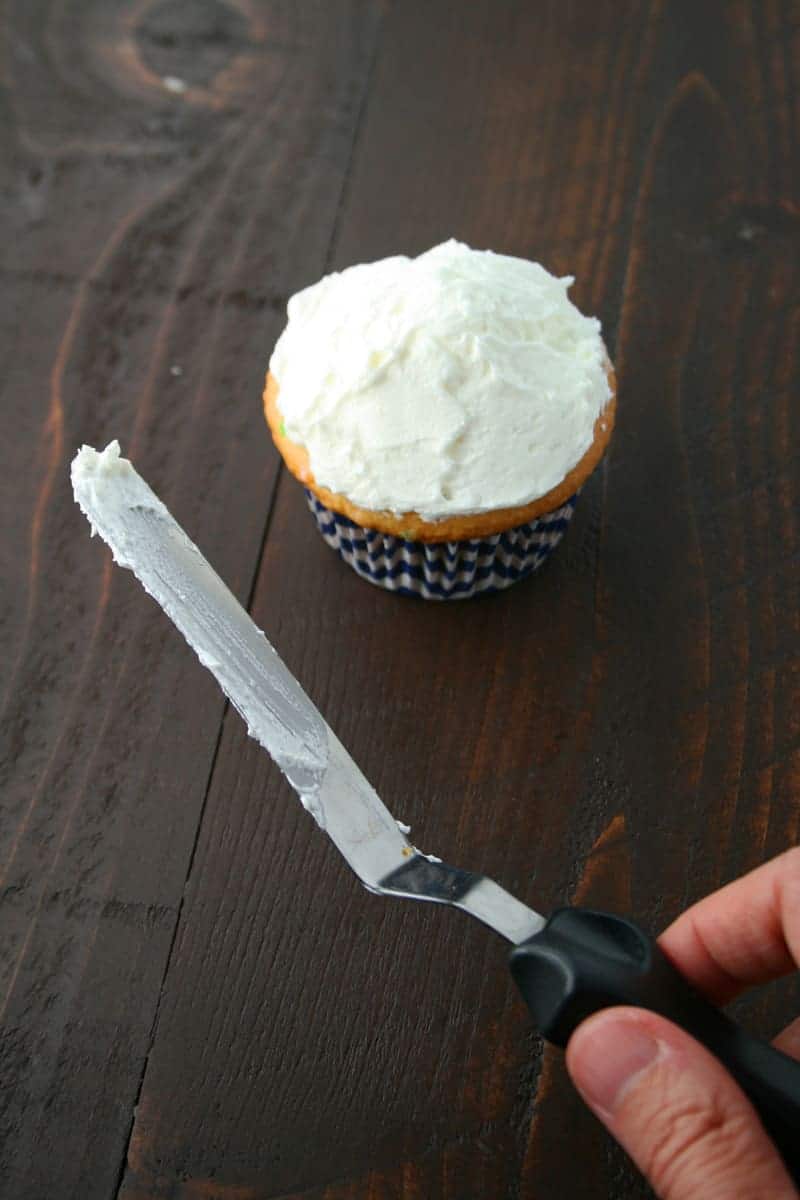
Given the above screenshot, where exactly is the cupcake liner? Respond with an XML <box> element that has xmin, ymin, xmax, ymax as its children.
<box><xmin>305</xmin><ymin>490</ymin><xmax>578</xmax><ymax>601</ymax></box>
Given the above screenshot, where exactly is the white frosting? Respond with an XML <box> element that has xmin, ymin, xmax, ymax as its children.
<box><xmin>71</xmin><ymin>441</ymin><xmax>169</xmax><ymax>562</ymax></box>
<box><xmin>71</xmin><ymin>440</ymin><xmax>329</xmax><ymax>815</ymax></box>
<box><xmin>270</xmin><ymin>239</ymin><xmax>611</xmax><ymax>520</ymax></box>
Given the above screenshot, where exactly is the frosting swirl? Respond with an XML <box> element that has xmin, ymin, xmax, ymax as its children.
<box><xmin>270</xmin><ymin>240</ymin><xmax>611</xmax><ymax>520</ymax></box>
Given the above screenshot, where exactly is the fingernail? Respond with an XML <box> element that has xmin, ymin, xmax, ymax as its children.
<box><xmin>569</xmin><ymin>1014</ymin><xmax>661</xmax><ymax>1116</ymax></box>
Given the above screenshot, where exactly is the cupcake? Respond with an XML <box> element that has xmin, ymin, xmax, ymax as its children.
<box><xmin>263</xmin><ymin>239</ymin><xmax>615</xmax><ymax>600</ymax></box>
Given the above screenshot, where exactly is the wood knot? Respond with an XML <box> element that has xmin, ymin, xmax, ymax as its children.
<box><xmin>136</xmin><ymin>0</ymin><xmax>250</xmax><ymax>91</ymax></box>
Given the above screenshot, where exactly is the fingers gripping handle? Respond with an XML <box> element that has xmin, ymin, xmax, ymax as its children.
<box><xmin>509</xmin><ymin>908</ymin><xmax>800</xmax><ymax>1181</ymax></box>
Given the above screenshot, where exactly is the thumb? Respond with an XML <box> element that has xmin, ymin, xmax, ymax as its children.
<box><xmin>566</xmin><ymin>1007</ymin><xmax>797</xmax><ymax>1200</ymax></box>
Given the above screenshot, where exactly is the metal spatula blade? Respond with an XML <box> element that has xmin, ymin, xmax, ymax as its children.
<box><xmin>70</xmin><ymin>441</ymin><xmax>544</xmax><ymax>944</ymax></box>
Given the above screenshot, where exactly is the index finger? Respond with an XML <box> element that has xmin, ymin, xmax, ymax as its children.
<box><xmin>658</xmin><ymin>847</ymin><xmax>800</xmax><ymax>1006</ymax></box>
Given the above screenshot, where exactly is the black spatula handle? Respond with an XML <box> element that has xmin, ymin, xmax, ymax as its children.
<box><xmin>509</xmin><ymin>907</ymin><xmax>800</xmax><ymax>1180</ymax></box>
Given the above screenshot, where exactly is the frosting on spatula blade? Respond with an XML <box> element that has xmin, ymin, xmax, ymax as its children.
<box><xmin>70</xmin><ymin>441</ymin><xmax>411</xmax><ymax>885</ymax></box>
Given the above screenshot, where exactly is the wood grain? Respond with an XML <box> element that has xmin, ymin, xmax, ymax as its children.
<box><xmin>0</xmin><ymin>2</ymin><xmax>381</xmax><ymax>1198</ymax></box>
<box><xmin>1</xmin><ymin>1</ymin><xmax>798</xmax><ymax>1199</ymax></box>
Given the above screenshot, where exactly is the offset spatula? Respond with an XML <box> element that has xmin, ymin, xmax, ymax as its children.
<box><xmin>72</xmin><ymin>442</ymin><xmax>800</xmax><ymax>1177</ymax></box>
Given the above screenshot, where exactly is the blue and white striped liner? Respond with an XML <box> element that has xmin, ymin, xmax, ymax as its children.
<box><xmin>305</xmin><ymin>490</ymin><xmax>578</xmax><ymax>600</ymax></box>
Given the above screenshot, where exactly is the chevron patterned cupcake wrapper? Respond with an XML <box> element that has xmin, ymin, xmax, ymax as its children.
<box><xmin>305</xmin><ymin>490</ymin><xmax>578</xmax><ymax>600</ymax></box>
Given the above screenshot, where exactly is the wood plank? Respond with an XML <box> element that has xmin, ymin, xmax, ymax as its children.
<box><xmin>123</xmin><ymin>1</ymin><xmax>800</xmax><ymax>1197</ymax></box>
<box><xmin>0</xmin><ymin>3</ymin><xmax>381</xmax><ymax>1198</ymax></box>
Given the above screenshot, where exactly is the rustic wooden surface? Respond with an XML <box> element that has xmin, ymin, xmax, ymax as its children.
<box><xmin>1</xmin><ymin>1</ymin><xmax>799</xmax><ymax>1197</ymax></box>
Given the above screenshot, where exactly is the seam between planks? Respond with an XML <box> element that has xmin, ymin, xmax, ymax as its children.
<box><xmin>110</xmin><ymin>464</ymin><xmax>285</xmax><ymax>1200</ymax></box>
<box><xmin>320</xmin><ymin>5</ymin><xmax>385</xmax><ymax>276</ymax></box>
<box><xmin>110</xmin><ymin>6</ymin><xmax>387</xmax><ymax>1194</ymax></box>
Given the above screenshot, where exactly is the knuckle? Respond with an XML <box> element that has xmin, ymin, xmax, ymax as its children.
<box><xmin>638</xmin><ymin>1090</ymin><xmax>748</xmax><ymax>1195</ymax></box>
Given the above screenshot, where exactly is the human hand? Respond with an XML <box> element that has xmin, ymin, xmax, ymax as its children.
<box><xmin>565</xmin><ymin>848</ymin><xmax>800</xmax><ymax>1199</ymax></box>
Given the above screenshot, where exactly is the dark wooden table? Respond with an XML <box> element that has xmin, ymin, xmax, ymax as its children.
<box><xmin>2</xmin><ymin>2</ymin><xmax>799</xmax><ymax>1197</ymax></box>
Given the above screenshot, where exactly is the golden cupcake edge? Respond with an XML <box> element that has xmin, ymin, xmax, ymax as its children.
<box><xmin>263</xmin><ymin>366</ymin><xmax>616</xmax><ymax>543</ymax></box>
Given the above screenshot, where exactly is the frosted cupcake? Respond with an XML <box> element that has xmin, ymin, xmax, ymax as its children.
<box><xmin>264</xmin><ymin>240</ymin><xmax>615</xmax><ymax>600</ymax></box>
